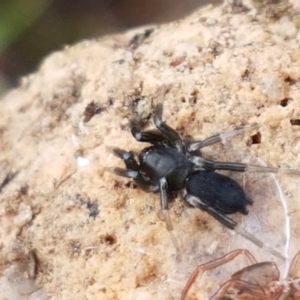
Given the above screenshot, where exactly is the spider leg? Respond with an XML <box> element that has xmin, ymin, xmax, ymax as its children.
<box><xmin>153</xmin><ymin>103</ymin><xmax>183</xmax><ymax>152</ymax></box>
<box><xmin>211</xmin><ymin>279</ymin><xmax>266</xmax><ymax>300</ymax></box>
<box><xmin>112</xmin><ymin>147</ymin><xmax>139</xmax><ymax>169</ymax></box>
<box><xmin>130</xmin><ymin>103</ymin><xmax>184</xmax><ymax>151</ymax></box>
<box><xmin>188</xmin><ymin>124</ymin><xmax>258</xmax><ymax>152</ymax></box>
<box><xmin>159</xmin><ymin>177</ymin><xmax>173</xmax><ymax>230</ymax></box>
<box><xmin>190</xmin><ymin>155</ymin><xmax>300</xmax><ymax>175</ymax></box>
<box><xmin>130</xmin><ymin>120</ymin><xmax>166</xmax><ymax>144</ymax></box>
<box><xmin>159</xmin><ymin>177</ymin><xmax>180</xmax><ymax>256</ymax></box>
<box><xmin>111</xmin><ymin>147</ymin><xmax>158</xmax><ymax>192</ymax></box>
<box><xmin>181</xmin><ymin>249</ymin><xmax>257</xmax><ymax>300</ymax></box>
<box><xmin>184</xmin><ymin>194</ymin><xmax>285</xmax><ymax>260</ymax></box>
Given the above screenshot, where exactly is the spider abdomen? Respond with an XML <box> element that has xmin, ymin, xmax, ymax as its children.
<box><xmin>186</xmin><ymin>170</ymin><xmax>252</xmax><ymax>215</ymax></box>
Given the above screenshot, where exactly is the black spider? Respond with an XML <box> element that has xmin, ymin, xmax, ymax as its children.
<box><xmin>112</xmin><ymin>103</ymin><xmax>298</xmax><ymax>259</ymax></box>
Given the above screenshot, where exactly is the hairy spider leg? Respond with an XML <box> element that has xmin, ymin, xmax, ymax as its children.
<box><xmin>188</xmin><ymin>125</ymin><xmax>300</xmax><ymax>175</ymax></box>
<box><xmin>153</xmin><ymin>103</ymin><xmax>183</xmax><ymax>151</ymax></box>
<box><xmin>184</xmin><ymin>194</ymin><xmax>285</xmax><ymax>260</ymax></box>
<box><xmin>131</xmin><ymin>120</ymin><xmax>166</xmax><ymax>144</ymax></box>
<box><xmin>190</xmin><ymin>155</ymin><xmax>300</xmax><ymax>175</ymax></box>
<box><xmin>111</xmin><ymin>148</ymin><xmax>158</xmax><ymax>192</ymax></box>
<box><xmin>131</xmin><ymin>103</ymin><xmax>183</xmax><ymax>151</ymax></box>
<box><xmin>112</xmin><ymin>148</ymin><xmax>140</xmax><ymax>169</ymax></box>
<box><xmin>181</xmin><ymin>249</ymin><xmax>257</xmax><ymax>300</ymax></box>
<box><xmin>188</xmin><ymin>124</ymin><xmax>258</xmax><ymax>152</ymax></box>
<box><xmin>159</xmin><ymin>177</ymin><xmax>180</xmax><ymax>256</ymax></box>
<box><xmin>159</xmin><ymin>177</ymin><xmax>172</xmax><ymax>230</ymax></box>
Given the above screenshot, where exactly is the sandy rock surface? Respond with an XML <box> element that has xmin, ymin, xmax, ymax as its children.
<box><xmin>1</xmin><ymin>1</ymin><xmax>300</xmax><ymax>299</ymax></box>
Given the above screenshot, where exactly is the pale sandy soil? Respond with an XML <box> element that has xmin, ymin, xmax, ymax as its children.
<box><xmin>1</xmin><ymin>1</ymin><xmax>300</xmax><ymax>299</ymax></box>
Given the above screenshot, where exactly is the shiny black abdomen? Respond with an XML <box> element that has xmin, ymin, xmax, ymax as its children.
<box><xmin>186</xmin><ymin>170</ymin><xmax>252</xmax><ymax>215</ymax></box>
